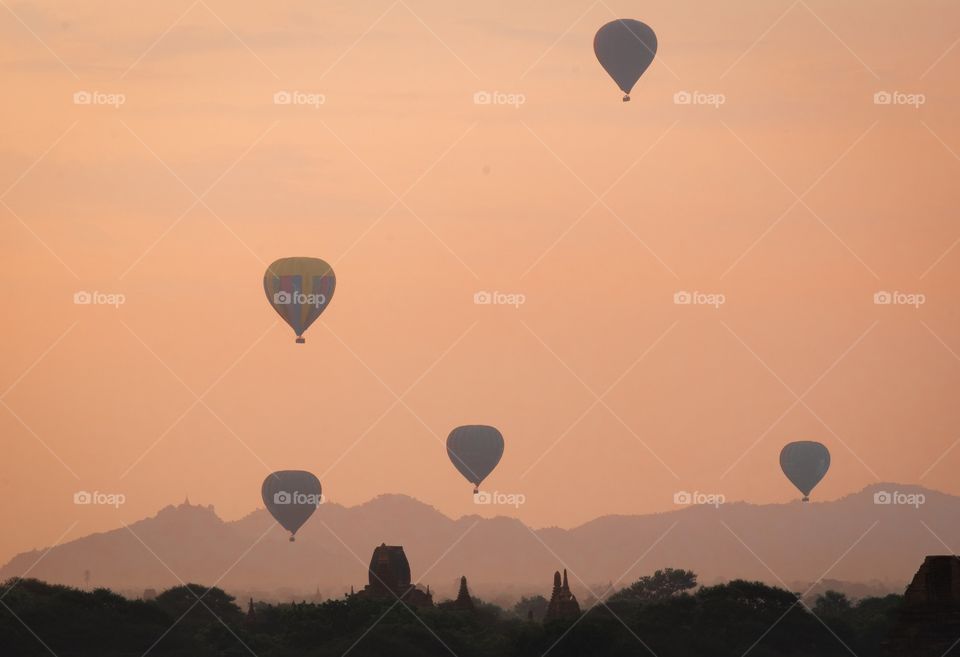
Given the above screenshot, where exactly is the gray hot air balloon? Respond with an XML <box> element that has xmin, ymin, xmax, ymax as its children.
<box><xmin>261</xmin><ymin>471</ymin><xmax>322</xmax><ymax>541</ymax></box>
<box><xmin>447</xmin><ymin>425</ymin><xmax>504</xmax><ymax>494</ymax></box>
<box><xmin>780</xmin><ymin>442</ymin><xmax>830</xmax><ymax>502</ymax></box>
<box><xmin>594</xmin><ymin>19</ymin><xmax>657</xmax><ymax>102</ymax></box>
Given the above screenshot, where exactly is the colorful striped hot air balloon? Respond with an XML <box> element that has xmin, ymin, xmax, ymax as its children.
<box><xmin>263</xmin><ymin>257</ymin><xmax>336</xmax><ymax>343</ymax></box>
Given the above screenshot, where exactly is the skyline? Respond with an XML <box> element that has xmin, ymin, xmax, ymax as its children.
<box><xmin>2</xmin><ymin>0</ymin><xmax>959</xmax><ymax>570</ymax></box>
<box><xmin>2</xmin><ymin>481</ymin><xmax>948</xmax><ymax>598</ymax></box>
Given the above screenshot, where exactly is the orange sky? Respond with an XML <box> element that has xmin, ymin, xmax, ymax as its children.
<box><xmin>1</xmin><ymin>0</ymin><xmax>959</xmax><ymax>564</ymax></box>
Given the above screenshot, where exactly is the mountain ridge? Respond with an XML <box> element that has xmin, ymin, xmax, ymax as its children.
<box><xmin>2</xmin><ymin>483</ymin><xmax>951</xmax><ymax>604</ymax></box>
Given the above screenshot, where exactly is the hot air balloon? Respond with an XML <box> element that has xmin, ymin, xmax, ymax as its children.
<box><xmin>261</xmin><ymin>470</ymin><xmax>322</xmax><ymax>541</ymax></box>
<box><xmin>780</xmin><ymin>441</ymin><xmax>830</xmax><ymax>502</ymax></box>
<box><xmin>263</xmin><ymin>257</ymin><xmax>336</xmax><ymax>343</ymax></box>
<box><xmin>447</xmin><ymin>425</ymin><xmax>504</xmax><ymax>494</ymax></box>
<box><xmin>594</xmin><ymin>19</ymin><xmax>657</xmax><ymax>102</ymax></box>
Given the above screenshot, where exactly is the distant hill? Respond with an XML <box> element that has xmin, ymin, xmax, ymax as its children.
<box><xmin>1</xmin><ymin>484</ymin><xmax>948</xmax><ymax>603</ymax></box>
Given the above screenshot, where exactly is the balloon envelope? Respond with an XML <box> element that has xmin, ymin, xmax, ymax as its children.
<box><xmin>780</xmin><ymin>441</ymin><xmax>830</xmax><ymax>500</ymax></box>
<box><xmin>447</xmin><ymin>425</ymin><xmax>504</xmax><ymax>490</ymax></box>
<box><xmin>263</xmin><ymin>257</ymin><xmax>336</xmax><ymax>343</ymax></box>
<box><xmin>594</xmin><ymin>19</ymin><xmax>657</xmax><ymax>100</ymax></box>
<box><xmin>261</xmin><ymin>470</ymin><xmax>322</xmax><ymax>539</ymax></box>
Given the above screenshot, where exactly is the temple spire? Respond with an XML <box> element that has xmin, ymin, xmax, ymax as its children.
<box><xmin>546</xmin><ymin>568</ymin><xmax>581</xmax><ymax>621</ymax></box>
<box><xmin>452</xmin><ymin>575</ymin><xmax>474</xmax><ymax>611</ymax></box>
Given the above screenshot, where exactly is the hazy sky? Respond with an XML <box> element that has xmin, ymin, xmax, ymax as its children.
<box><xmin>1</xmin><ymin>0</ymin><xmax>958</xmax><ymax>564</ymax></box>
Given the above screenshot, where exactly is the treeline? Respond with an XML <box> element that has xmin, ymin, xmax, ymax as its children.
<box><xmin>0</xmin><ymin>571</ymin><xmax>902</xmax><ymax>657</ymax></box>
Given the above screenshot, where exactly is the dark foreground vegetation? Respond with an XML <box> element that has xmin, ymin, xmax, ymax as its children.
<box><xmin>0</xmin><ymin>571</ymin><xmax>902</xmax><ymax>657</ymax></box>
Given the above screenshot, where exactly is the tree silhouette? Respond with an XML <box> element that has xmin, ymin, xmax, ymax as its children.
<box><xmin>154</xmin><ymin>583</ymin><xmax>243</xmax><ymax>627</ymax></box>
<box><xmin>0</xmin><ymin>575</ymin><xmax>905</xmax><ymax>657</ymax></box>
<box><xmin>608</xmin><ymin>568</ymin><xmax>698</xmax><ymax>603</ymax></box>
<box><xmin>513</xmin><ymin>595</ymin><xmax>548</xmax><ymax>621</ymax></box>
<box><xmin>813</xmin><ymin>590</ymin><xmax>852</xmax><ymax>617</ymax></box>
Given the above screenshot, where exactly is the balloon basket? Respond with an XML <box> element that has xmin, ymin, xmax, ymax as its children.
<box><xmin>295</xmin><ymin>337</ymin><xmax>305</xmax><ymax>344</ymax></box>
<box><xmin>473</xmin><ymin>487</ymin><xmax>479</xmax><ymax>495</ymax></box>
<box><xmin>802</xmin><ymin>496</ymin><xmax>810</xmax><ymax>503</ymax></box>
<box><xmin>622</xmin><ymin>94</ymin><xmax>631</xmax><ymax>102</ymax></box>
<box><xmin>289</xmin><ymin>536</ymin><xmax>295</xmax><ymax>542</ymax></box>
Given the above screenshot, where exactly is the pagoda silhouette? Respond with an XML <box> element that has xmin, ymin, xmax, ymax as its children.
<box><xmin>450</xmin><ymin>576</ymin><xmax>475</xmax><ymax>611</ymax></box>
<box><xmin>545</xmin><ymin>569</ymin><xmax>580</xmax><ymax>621</ymax></box>
<box><xmin>350</xmin><ymin>543</ymin><xmax>433</xmax><ymax>608</ymax></box>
